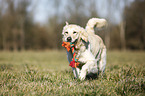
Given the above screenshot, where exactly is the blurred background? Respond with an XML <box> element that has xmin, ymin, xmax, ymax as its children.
<box><xmin>0</xmin><ymin>0</ymin><xmax>144</xmax><ymax>51</ymax></box>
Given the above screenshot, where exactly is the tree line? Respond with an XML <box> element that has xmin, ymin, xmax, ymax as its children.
<box><xmin>0</xmin><ymin>0</ymin><xmax>144</xmax><ymax>51</ymax></box>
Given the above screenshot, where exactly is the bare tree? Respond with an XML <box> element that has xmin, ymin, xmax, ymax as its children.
<box><xmin>120</xmin><ymin>0</ymin><xmax>127</xmax><ymax>51</ymax></box>
<box><xmin>105</xmin><ymin>0</ymin><xmax>113</xmax><ymax>49</ymax></box>
<box><xmin>0</xmin><ymin>0</ymin><xmax>30</xmax><ymax>51</ymax></box>
<box><xmin>2</xmin><ymin>0</ymin><xmax>14</xmax><ymax>50</ymax></box>
<box><xmin>106</xmin><ymin>0</ymin><xmax>128</xmax><ymax>50</ymax></box>
<box><xmin>125</xmin><ymin>0</ymin><xmax>145</xmax><ymax>50</ymax></box>
<box><xmin>16</xmin><ymin>0</ymin><xmax>30</xmax><ymax>50</ymax></box>
<box><xmin>120</xmin><ymin>20</ymin><xmax>126</xmax><ymax>50</ymax></box>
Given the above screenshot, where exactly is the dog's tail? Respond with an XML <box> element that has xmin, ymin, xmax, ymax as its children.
<box><xmin>85</xmin><ymin>18</ymin><xmax>107</xmax><ymax>34</ymax></box>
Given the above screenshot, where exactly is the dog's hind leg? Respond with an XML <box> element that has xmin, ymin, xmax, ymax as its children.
<box><xmin>99</xmin><ymin>48</ymin><xmax>106</xmax><ymax>73</ymax></box>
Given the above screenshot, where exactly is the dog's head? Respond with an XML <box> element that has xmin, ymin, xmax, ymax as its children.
<box><xmin>62</xmin><ymin>22</ymin><xmax>88</xmax><ymax>43</ymax></box>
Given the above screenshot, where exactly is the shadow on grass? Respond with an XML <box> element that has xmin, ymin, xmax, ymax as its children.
<box><xmin>61</xmin><ymin>69</ymin><xmax>100</xmax><ymax>80</ymax></box>
<box><xmin>86</xmin><ymin>73</ymin><xmax>99</xmax><ymax>80</ymax></box>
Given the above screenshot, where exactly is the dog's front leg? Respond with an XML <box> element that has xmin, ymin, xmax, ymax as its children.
<box><xmin>72</xmin><ymin>67</ymin><xmax>80</xmax><ymax>78</ymax></box>
<box><xmin>79</xmin><ymin>61</ymin><xmax>95</xmax><ymax>80</ymax></box>
<box><xmin>79</xmin><ymin>68</ymin><xmax>87</xmax><ymax>80</ymax></box>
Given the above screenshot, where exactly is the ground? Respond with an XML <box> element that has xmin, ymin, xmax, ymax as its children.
<box><xmin>0</xmin><ymin>50</ymin><xmax>145</xmax><ymax>95</ymax></box>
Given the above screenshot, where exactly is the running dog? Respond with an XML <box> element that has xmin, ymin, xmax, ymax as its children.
<box><xmin>62</xmin><ymin>18</ymin><xmax>107</xmax><ymax>80</ymax></box>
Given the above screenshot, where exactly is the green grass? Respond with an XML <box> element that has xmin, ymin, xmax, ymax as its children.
<box><xmin>0</xmin><ymin>50</ymin><xmax>145</xmax><ymax>95</ymax></box>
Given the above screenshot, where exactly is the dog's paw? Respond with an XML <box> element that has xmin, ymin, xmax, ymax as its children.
<box><xmin>79</xmin><ymin>70</ymin><xmax>87</xmax><ymax>80</ymax></box>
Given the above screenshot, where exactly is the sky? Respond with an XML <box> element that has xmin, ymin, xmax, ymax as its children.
<box><xmin>28</xmin><ymin>0</ymin><xmax>134</xmax><ymax>25</ymax></box>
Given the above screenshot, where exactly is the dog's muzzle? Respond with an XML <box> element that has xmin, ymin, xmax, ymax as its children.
<box><xmin>67</xmin><ymin>37</ymin><xmax>72</xmax><ymax>42</ymax></box>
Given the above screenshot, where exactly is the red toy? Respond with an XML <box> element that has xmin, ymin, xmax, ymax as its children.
<box><xmin>62</xmin><ymin>42</ymin><xmax>80</xmax><ymax>68</ymax></box>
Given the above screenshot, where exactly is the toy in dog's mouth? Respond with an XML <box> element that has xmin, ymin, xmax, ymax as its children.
<box><xmin>62</xmin><ymin>41</ymin><xmax>80</xmax><ymax>68</ymax></box>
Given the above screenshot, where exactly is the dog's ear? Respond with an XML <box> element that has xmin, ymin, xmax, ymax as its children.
<box><xmin>65</xmin><ymin>21</ymin><xmax>69</xmax><ymax>26</ymax></box>
<box><xmin>80</xmin><ymin>30</ymin><xmax>88</xmax><ymax>42</ymax></box>
<box><xmin>62</xmin><ymin>22</ymin><xmax>69</xmax><ymax>35</ymax></box>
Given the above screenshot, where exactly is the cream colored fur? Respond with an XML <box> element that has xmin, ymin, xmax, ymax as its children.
<box><xmin>62</xmin><ymin>18</ymin><xmax>107</xmax><ymax>80</ymax></box>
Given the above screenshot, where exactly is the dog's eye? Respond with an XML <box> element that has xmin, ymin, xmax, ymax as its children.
<box><xmin>73</xmin><ymin>31</ymin><xmax>77</xmax><ymax>34</ymax></box>
<box><xmin>65</xmin><ymin>32</ymin><xmax>68</xmax><ymax>34</ymax></box>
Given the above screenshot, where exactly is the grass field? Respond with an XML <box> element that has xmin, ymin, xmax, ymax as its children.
<box><xmin>0</xmin><ymin>50</ymin><xmax>145</xmax><ymax>95</ymax></box>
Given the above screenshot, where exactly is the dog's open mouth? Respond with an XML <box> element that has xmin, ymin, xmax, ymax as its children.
<box><xmin>66</xmin><ymin>38</ymin><xmax>78</xmax><ymax>44</ymax></box>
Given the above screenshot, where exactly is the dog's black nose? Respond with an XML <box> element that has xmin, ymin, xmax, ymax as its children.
<box><xmin>67</xmin><ymin>37</ymin><xmax>72</xmax><ymax>42</ymax></box>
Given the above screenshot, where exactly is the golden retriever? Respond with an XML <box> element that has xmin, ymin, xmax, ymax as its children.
<box><xmin>62</xmin><ymin>18</ymin><xmax>107</xmax><ymax>80</ymax></box>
